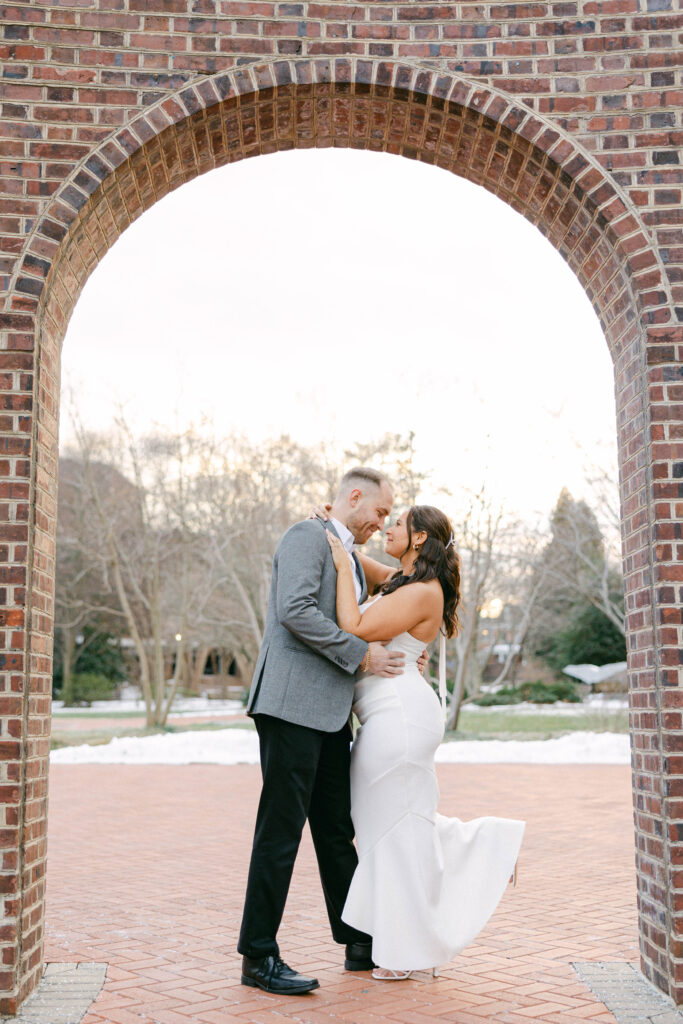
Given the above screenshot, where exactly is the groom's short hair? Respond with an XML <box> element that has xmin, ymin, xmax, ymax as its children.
<box><xmin>337</xmin><ymin>466</ymin><xmax>390</xmax><ymax>498</ymax></box>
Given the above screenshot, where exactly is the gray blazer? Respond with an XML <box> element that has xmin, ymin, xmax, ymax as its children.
<box><xmin>246</xmin><ymin>518</ymin><xmax>369</xmax><ymax>732</ymax></box>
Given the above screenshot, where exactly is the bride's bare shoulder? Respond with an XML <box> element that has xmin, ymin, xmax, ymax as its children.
<box><xmin>412</xmin><ymin>578</ymin><xmax>444</xmax><ymax>606</ymax></box>
<box><xmin>413</xmin><ymin>577</ymin><xmax>442</xmax><ymax>592</ymax></box>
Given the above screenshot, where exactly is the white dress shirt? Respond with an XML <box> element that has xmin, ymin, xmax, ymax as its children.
<box><xmin>329</xmin><ymin>517</ymin><xmax>362</xmax><ymax>603</ymax></box>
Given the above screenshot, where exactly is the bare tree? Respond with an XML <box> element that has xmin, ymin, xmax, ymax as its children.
<box><xmin>471</xmin><ymin>522</ymin><xmax>545</xmax><ymax>694</ymax></box>
<box><xmin>187</xmin><ymin>430</ymin><xmax>338</xmax><ymax>676</ymax></box>
<box><xmin>444</xmin><ymin>488</ymin><xmax>503</xmax><ymax>731</ymax></box>
<box><xmin>63</xmin><ymin>419</ymin><xmax>202</xmax><ymax>726</ymax></box>
<box><xmin>54</xmin><ymin>457</ymin><xmax>130</xmax><ymax>702</ymax></box>
<box><xmin>59</xmin><ymin>421</ymin><xmax>348</xmax><ymax>713</ymax></box>
<box><xmin>345</xmin><ymin>432</ymin><xmax>427</xmax><ymax>509</ymax></box>
<box><xmin>57</xmin><ymin>421</ymin><xmax>466</xmax><ymax>723</ymax></box>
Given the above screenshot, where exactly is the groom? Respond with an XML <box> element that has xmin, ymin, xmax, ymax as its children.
<box><xmin>238</xmin><ymin>467</ymin><xmax>406</xmax><ymax>994</ymax></box>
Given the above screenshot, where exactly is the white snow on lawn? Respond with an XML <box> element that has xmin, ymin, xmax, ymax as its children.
<box><xmin>435</xmin><ymin>731</ymin><xmax>629</xmax><ymax>764</ymax></box>
<box><xmin>51</xmin><ymin>697</ymin><xmax>244</xmax><ymax>717</ymax></box>
<box><xmin>51</xmin><ymin>728</ymin><xmax>630</xmax><ymax>766</ymax></box>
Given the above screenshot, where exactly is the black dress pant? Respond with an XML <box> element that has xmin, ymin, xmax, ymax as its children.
<box><xmin>238</xmin><ymin>713</ymin><xmax>372</xmax><ymax>959</ymax></box>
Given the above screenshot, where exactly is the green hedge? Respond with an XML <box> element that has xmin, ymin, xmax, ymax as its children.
<box><xmin>473</xmin><ymin>679</ymin><xmax>581</xmax><ymax>706</ymax></box>
<box><xmin>61</xmin><ymin>673</ymin><xmax>119</xmax><ymax>707</ymax></box>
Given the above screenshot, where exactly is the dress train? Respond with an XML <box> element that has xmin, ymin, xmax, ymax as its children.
<box><xmin>342</xmin><ymin>629</ymin><xmax>525</xmax><ymax>972</ymax></box>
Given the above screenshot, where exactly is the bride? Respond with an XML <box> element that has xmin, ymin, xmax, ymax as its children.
<box><xmin>324</xmin><ymin>504</ymin><xmax>525</xmax><ymax>981</ymax></box>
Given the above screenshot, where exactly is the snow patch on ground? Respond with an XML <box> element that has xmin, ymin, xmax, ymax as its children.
<box><xmin>51</xmin><ymin>698</ymin><xmax>244</xmax><ymax>717</ymax></box>
<box><xmin>435</xmin><ymin>731</ymin><xmax>629</xmax><ymax>764</ymax></box>
<box><xmin>51</xmin><ymin>728</ymin><xmax>630</xmax><ymax>766</ymax></box>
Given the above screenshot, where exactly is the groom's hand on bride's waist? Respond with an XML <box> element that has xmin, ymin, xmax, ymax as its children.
<box><xmin>367</xmin><ymin>642</ymin><xmax>405</xmax><ymax>677</ymax></box>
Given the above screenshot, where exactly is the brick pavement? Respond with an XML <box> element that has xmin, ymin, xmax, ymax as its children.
<box><xmin>44</xmin><ymin>764</ymin><xmax>640</xmax><ymax>1024</ymax></box>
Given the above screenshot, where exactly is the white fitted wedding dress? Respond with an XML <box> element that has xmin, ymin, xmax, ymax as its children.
<box><xmin>342</xmin><ymin>613</ymin><xmax>525</xmax><ymax>972</ymax></box>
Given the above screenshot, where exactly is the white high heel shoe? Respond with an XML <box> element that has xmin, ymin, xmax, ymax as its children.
<box><xmin>372</xmin><ymin>966</ymin><xmax>441</xmax><ymax>981</ymax></box>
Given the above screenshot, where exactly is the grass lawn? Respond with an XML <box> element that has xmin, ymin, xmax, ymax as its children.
<box><xmin>451</xmin><ymin>705</ymin><xmax>629</xmax><ymax>741</ymax></box>
<box><xmin>50</xmin><ymin>701</ymin><xmax>629</xmax><ymax>749</ymax></box>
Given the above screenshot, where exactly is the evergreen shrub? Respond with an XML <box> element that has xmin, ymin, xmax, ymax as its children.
<box><xmin>63</xmin><ymin>673</ymin><xmax>119</xmax><ymax>707</ymax></box>
<box><xmin>473</xmin><ymin>679</ymin><xmax>581</xmax><ymax>706</ymax></box>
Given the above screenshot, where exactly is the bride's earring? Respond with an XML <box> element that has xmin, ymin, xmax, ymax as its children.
<box><xmin>413</xmin><ymin>544</ymin><xmax>420</xmax><ymax>551</ymax></box>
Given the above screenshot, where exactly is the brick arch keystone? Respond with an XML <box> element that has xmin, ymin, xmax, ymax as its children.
<box><xmin>0</xmin><ymin>56</ymin><xmax>682</xmax><ymax>1014</ymax></box>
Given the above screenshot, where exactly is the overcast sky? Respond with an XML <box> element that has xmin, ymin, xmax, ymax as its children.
<box><xmin>60</xmin><ymin>147</ymin><xmax>618</xmax><ymax>523</ymax></box>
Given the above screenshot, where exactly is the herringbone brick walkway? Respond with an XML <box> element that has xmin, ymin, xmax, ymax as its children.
<box><xmin>45</xmin><ymin>763</ymin><xmax>639</xmax><ymax>1024</ymax></box>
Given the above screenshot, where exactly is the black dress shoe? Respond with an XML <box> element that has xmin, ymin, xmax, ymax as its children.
<box><xmin>241</xmin><ymin>955</ymin><xmax>319</xmax><ymax>994</ymax></box>
<box><xmin>344</xmin><ymin>942</ymin><xmax>375</xmax><ymax>971</ymax></box>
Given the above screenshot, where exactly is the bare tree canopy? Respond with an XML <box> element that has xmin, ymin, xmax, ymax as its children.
<box><xmin>56</xmin><ymin>421</ymin><xmax>625</xmax><ymax>731</ymax></box>
<box><xmin>56</xmin><ymin>422</ymin><xmax>421</xmax><ymax>725</ymax></box>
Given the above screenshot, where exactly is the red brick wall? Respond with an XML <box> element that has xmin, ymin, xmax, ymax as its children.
<box><xmin>0</xmin><ymin>1</ymin><xmax>681</xmax><ymax>1012</ymax></box>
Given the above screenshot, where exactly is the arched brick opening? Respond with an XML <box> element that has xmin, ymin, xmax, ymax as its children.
<box><xmin>1</xmin><ymin>57</ymin><xmax>681</xmax><ymax>1012</ymax></box>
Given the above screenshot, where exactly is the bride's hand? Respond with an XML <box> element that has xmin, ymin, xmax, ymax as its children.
<box><xmin>325</xmin><ymin>531</ymin><xmax>347</xmax><ymax>570</ymax></box>
<box><xmin>308</xmin><ymin>502</ymin><xmax>332</xmax><ymax>520</ymax></box>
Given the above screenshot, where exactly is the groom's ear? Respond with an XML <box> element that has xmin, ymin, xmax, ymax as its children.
<box><xmin>349</xmin><ymin>488</ymin><xmax>362</xmax><ymax>507</ymax></box>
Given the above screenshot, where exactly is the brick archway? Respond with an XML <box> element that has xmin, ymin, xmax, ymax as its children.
<box><xmin>1</xmin><ymin>51</ymin><xmax>681</xmax><ymax>1013</ymax></box>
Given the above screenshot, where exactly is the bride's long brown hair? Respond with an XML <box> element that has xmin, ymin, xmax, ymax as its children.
<box><xmin>380</xmin><ymin>505</ymin><xmax>461</xmax><ymax>637</ymax></box>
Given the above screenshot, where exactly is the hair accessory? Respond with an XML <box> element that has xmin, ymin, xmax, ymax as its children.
<box><xmin>445</xmin><ymin>533</ymin><xmax>455</xmax><ymax>549</ymax></box>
